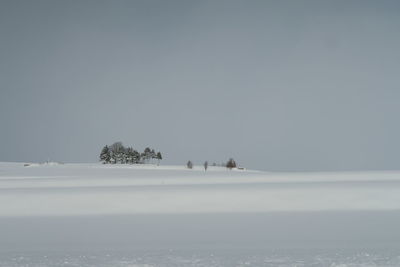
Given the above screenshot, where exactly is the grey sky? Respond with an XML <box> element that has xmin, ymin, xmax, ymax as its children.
<box><xmin>1</xmin><ymin>0</ymin><xmax>400</xmax><ymax>171</ymax></box>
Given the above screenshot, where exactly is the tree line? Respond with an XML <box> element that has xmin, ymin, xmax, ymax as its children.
<box><xmin>100</xmin><ymin>142</ymin><xmax>162</xmax><ymax>164</ymax></box>
<box><xmin>186</xmin><ymin>158</ymin><xmax>237</xmax><ymax>170</ymax></box>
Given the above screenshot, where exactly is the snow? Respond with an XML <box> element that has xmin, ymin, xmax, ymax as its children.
<box><xmin>1</xmin><ymin>162</ymin><xmax>400</xmax><ymax>216</ymax></box>
<box><xmin>1</xmin><ymin>162</ymin><xmax>400</xmax><ymax>266</ymax></box>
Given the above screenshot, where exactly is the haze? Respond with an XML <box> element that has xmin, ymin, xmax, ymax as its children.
<box><xmin>1</xmin><ymin>0</ymin><xmax>399</xmax><ymax>171</ymax></box>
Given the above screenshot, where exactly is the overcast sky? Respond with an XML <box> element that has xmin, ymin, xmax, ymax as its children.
<box><xmin>1</xmin><ymin>0</ymin><xmax>400</xmax><ymax>171</ymax></box>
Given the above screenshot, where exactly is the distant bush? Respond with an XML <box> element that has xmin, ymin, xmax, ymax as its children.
<box><xmin>226</xmin><ymin>158</ymin><xmax>237</xmax><ymax>169</ymax></box>
<box><xmin>186</xmin><ymin>160</ymin><xmax>193</xmax><ymax>169</ymax></box>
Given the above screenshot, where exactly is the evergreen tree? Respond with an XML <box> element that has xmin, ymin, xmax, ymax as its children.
<box><xmin>99</xmin><ymin>145</ymin><xmax>111</xmax><ymax>164</ymax></box>
<box><xmin>122</xmin><ymin>147</ymin><xmax>129</xmax><ymax>164</ymax></box>
<box><xmin>143</xmin><ymin>147</ymin><xmax>152</xmax><ymax>163</ymax></box>
<box><xmin>110</xmin><ymin>151</ymin><xmax>117</xmax><ymax>164</ymax></box>
<box><xmin>150</xmin><ymin>149</ymin><xmax>156</xmax><ymax>163</ymax></box>
<box><xmin>156</xmin><ymin>152</ymin><xmax>162</xmax><ymax>165</ymax></box>
<box><xmin>125</xmin><ymin>147</ymin><xmax>134</xmax><ymax>164</ymax></box>
<box><xmin>110</xmin><ymin>142</ymin><xmax>125</xmax><ymax>164</ymax></box>
<box><xmin>116</xmin><ymin>147</ymin><xmax>125</xmax><ymax>163</ymax></box>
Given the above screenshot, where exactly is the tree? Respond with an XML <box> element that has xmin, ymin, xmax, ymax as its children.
<box><xmin>187</xmin><ymin>160</ymin><xmax>193</xmax><ymax>169</ymax></box>
<box><xmin>226</xmin><ymin>158</ymin><xmax>237</xmax><ymax>169</ymax></box>
<box><xmin>204</xmin><ymin>161</ymin><xmax>208</xmax><ymax>171</ymax></box>
<box><xmin>110</xmin><ymin>151</ymin><xmax>117</xmax><ymax>164</ymax></box>
<box><xmin>99</xmin><ymin>145</ymin><xmax>111</xmax><ymax>164</ymax></box>
<box><xmin>132</xmin><ymin>150</ymin><xmax>141</xmax><ymax>163</ymax></box>
<box><xmin>150</xmin><ymin>149</ymin><xmax>156</xmax><ymax>163</ymax></box>
<box><xmin>142</xmin><ymin>147</ymin><xmax>152</xmax><ymax>163</ymax></box>
<box><xmin>156</xmin><ymin>152</ymin><xmax>162</xmax><ymax>165</ymax></box>
<box><xmin>125</xmin><ymin>147</ymin><xmax>135</xmax><ymax>164</ymax></box>
<box><xmin>110</xmin><ymin>142</ymin><xmax>125</xmax><ymax>164</ymax></box>
<box><xmin>121</xmin><ymin>147</ymin><xmax>128</xmax><ymax>164</ymax></box>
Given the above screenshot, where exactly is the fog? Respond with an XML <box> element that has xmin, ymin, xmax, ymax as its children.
<box><xmin>1</xmin><ymin>0</ymin><xmax>400</xmax><ymax>171</ymax></box>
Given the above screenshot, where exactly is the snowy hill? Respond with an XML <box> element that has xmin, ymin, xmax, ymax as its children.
<box><xmin>1</xmin><ymin>162</ymin><xmax>400</xmax><ymax>266</ymax></box>
<box><xmin>1</xmin><ymin>162</ymin><xmax>400</xmax><ymax>216</ymax></box>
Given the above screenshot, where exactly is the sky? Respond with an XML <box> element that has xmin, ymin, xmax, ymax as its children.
<box><xmin>1</xmin><ymin>0</ymin><xmax>400</xmax><ymax>171</ymax></box>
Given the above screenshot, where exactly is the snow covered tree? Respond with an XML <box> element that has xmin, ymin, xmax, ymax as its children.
<box><xmin>99</xmin><ymin>145</ymin><xmax>111</xmax><ymax>164</ymax></box>
<box><xmin>142</xmin><ymin>147</ymin><xmax>152</xmax><ymax>163</ymax></box>
<box><xmin>187</xmin><ymin>160</ymin><xmax>193</xmax><ymax>169</ymax></box>
<box><xmin>110</xmin><ymin>151</ymin><xmax>117</xmax><ymax>164</ymax></box>
<box><xmin>226</xmin><ymin>158</ymin><xmax>237</xmax><ymax>169</ymax></box>
<box><xmin>150</xmin><ymin>149</ymin><xmax>156</xmax><ymax>163</ymax></box>
<box><xmin>136</xmin><ymin>150</ymin><xmax>142</xmax><ymax>163</ymax></box>
<box><xmin>122</xmin><ymin>148</ymin><xmax>129</xmax><ymax>164</ymax></box>
<box><xmin>125</xmin><ymin>147</ymin><xmax>134</xmax><ymax>164</ymax></box>
<box><xmin>156</xmin><ymin>152</ymin><xmax>162</xmax><ymax>165</ymax></box>
<box><xmin>100</xmin><ymin>143</ymin><xmax>163</xmax><ymax>165</ymax></box>
<box><xmin>123</xmin><ymin>148</ymin><xmax>141</xmax><ymax>164</ymax></box>
<box><xmin>110</xmin><ymin>142</ymin><xmax>126</xmax><ymax>164</ymax></box>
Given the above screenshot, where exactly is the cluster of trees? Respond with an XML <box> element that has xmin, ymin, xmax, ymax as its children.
<box><xmin>100</xmin><ymin>142</ymin><xmax>162</xmax><ymax>164</ymax></box>
<box><xmin>186</xmin><ymin>158</ymin><xmax>237</xmax><ymax>170</ymax></box>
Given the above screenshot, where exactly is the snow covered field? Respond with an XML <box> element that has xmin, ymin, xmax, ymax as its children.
<box><xmin>1</xmin><ymin>162</ymin><xmax>400</xmax><ymax>266</ymax></box>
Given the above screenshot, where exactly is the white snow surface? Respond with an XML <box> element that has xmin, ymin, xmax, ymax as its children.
<box><xmin>0</xmin><ymin>162</ymin><xmax>400</xmax><ymax>216</ymax></box>
<box><xmin>1</xmin><ymin>162</ymin><xmax>400</xmax><ymax>266</ymax></box>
